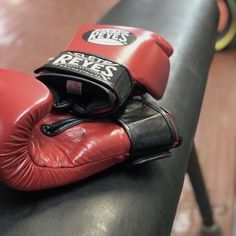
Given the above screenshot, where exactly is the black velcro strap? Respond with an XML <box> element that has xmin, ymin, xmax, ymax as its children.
<box><xmin>35</xmin><ymin>51</ymin><xmax>132</xmax><ymax>115</ymax></box>
<box><xmin>117</xmin><ymin>98</ymin><xmax>180</xmax><ymax>157</ymax></box>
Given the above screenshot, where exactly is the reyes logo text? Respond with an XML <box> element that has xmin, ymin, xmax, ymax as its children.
<box><xmin>52</xmin><ymin>52</ymin><xmax>119</xmax><ymax>82</ymax></box>
<box><xmin>83</xmin><ymin>28</ymin><xmax>136</xmax><ymax>46</ymax></box>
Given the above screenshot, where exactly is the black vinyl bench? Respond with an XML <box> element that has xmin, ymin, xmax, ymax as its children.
<box><xmin>0</xmin><ymin>0</ymin><xmax>218</xmax><ymax>235</ymax></box>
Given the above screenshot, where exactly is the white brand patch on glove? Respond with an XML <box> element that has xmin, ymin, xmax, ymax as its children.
<box><xmin>83</xmin><ymin>28</ymin><xmax>136</xmax><ymax>46</ymax></box>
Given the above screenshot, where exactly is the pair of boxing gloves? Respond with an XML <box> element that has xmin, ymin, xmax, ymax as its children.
<box><xmin>0</xmin><ymin>25</ymin><xmax>181</xmax><ymax>191</ymax></box>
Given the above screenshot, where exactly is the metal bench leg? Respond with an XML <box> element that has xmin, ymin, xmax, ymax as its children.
<box><xmin>187</xmin><ymin>144</ymin><xmax>221</xmax><ymax>235</ymax></box>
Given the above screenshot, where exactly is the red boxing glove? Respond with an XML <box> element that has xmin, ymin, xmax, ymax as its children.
<box><xmin>35</xmin><ymin>25</ymin><xmax>173</xmax><ymax>116</ymax></box>
<box><xmin>0</xmin><ymin>69</ymin><xmax>130</xmax><ymax>190</ymax></box>
<box><xmin>0</xmin><ymin>69</ymin><xmax>180</xmax><ymax>191</ymax></box>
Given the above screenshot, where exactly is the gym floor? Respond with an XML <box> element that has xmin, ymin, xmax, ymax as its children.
<box><xmin>0</xmin><ymin>0</ymin><xmax>236</xmax><ymax>235</ymax></box>
<box><xmin>172</xmin><ymin>49</ymin><xmax>236</xmax><ymax>236</ymax></box>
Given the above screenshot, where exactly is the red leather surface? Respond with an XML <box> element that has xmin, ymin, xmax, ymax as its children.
<box><xmin>0</xmin><ymin>69</ymin><xmax>130</xmax><ymax>190</ymax></box>
<box><xmin>67</xmin><ymin>25</ymin><xmax>172</xmax><ymax>100</ymax></box>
